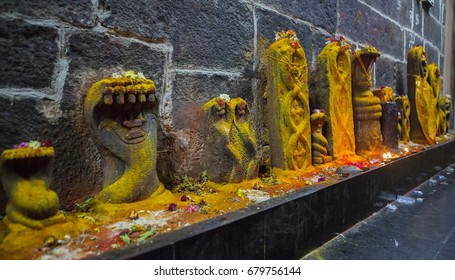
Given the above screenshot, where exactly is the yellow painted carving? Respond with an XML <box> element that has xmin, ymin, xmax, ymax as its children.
<box><xmin>315</xmin><ymin>40</ymin><xmax>356</xmax><ymax>158</ymax></box>
<box><xmin>310</xmin><ymin>110</ymin><xmax>333</xmax><ymax>164</ymax></box>
<box><xmin>439</xmin><ymin>95</ymin><xmax>451</xmax><ymax>135</ymax></box>
<box><xmin>427</xmin><ymin>64</ymin><xmax>442</xmax><ymax>136</ymax></box>
<box><xmin>85</xmin><ymin>73</ymin><xmax>163</xmax><ymax>204</ymax></box>
<box><xmin>351</xmin><ymin>47</ymin><xmax>383</xmax><ymax>152</ymax></box>
<box><xmin>266</xmin><ymin>30</ymin><xmax>312</xmax><ymax>170</ymax></box>
<box><xmin>0</xmin><ymin>146</ymin><xmax>64</xmax><ymax>229</ymax></box>
<box><xmin>200</xmin><ymin>96</ymin><xmax>258</xmax><ymax>183</ymax></box>
<box><xmin>407</xmin><ymin>46</ymin><xmax>437</xmax><ymax>144</ymax></box>
<box><xmin>393</xmin><ymin>95</ymin><xmax>411</xmax><ymax>143</ymax></box>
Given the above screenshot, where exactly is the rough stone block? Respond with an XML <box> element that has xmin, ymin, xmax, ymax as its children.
<box><xmin>424</xmin><ymin>11</ymin><xmax>443</xmax><ymax>49</ymax></box>
<box><xmin>406</xmin><ymin>31</ymin><xmax>424</xmax><ymax>54</ymax></box>
<box><xmin>171</xmin><ymin>72</ymin><xmax>252</xmax><ymax>131</ymax></box>
<box><xmin>380</xmin><ymin>102</ymin><xmax>399</xmax><ymax>149</ymax></box>
<box><xmin>394</xmin><ymin>61</ymin><xmax>407</xmax><ymax>96</ymax></box>
<box><xmin>363</xmin><ymin>0</ymin><xmax>413</xmax><ymax>29</ymax></box>
<box><xmin>338</xmin><ymin>0</ymin><xmax>405</xmax><ymax>58</ymax></box>
<box><xmin>256</xmin><ymin>8</ymin><xmax>314</xmax><ymax>65</ymax></box>
<box><xmin>101</xmin><ymin>0</ymin><xmax>254</xmax><ymax>69</ymax></box>
<box><xmin>374</xmin><ymin>57</ymin><xmax>395</xmax><ymax>89</ymax></box>
<box><xmin>424</xmin><ymin>41</ymin><xmax>440</xmax><ymax>66</ymax></box>
<box><xmin>0</xmin><ymin>0</ymin><xmax>95</xmax><ymax>28</ymax></box>
<box><xmin>0</xmin><ymin>19</ymin><xmax>58</xmax><ymax>89</ymax></box>
<box><xmin>255</xmin><ymin>0</ymin><xmax>338</xmax><ymax>33</ymax></box>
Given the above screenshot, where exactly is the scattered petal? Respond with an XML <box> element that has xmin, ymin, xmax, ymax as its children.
<box><xmin>180</xmin><ymin>195</ymin><xmax>190</xmax><ymax>202</ymax></box>
<box><xmin>185</xmin><ymin>204</ymin><xmax>199</xmax><ymax>213</ymax></box>
<box><xmin>168</xmin><ymin>203</ymin><xmax>177</xmax><ymax>212</ymax></box>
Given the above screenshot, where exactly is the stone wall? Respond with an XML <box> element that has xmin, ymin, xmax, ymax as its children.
<box><xmin>0</xmin><ymin>0</ymin><xmax>447</xmax><ymax>210</ymax></box>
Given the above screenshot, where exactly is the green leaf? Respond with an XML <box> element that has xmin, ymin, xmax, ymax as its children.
<box><xmin>119</xmin><ymin>233</ymin><xmax>131</xmax><ymax>244</ymax></box>
<box><xmin>137</xmin><ymin>229</ymin><xmax>155</xmax><ymax>242</ymax></box>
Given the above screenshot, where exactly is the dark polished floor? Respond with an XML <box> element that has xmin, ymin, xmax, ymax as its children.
<box><xmin>302</xmin><ymin>163</ymin><xmax>455</xmax><ymax>260</ymax></box>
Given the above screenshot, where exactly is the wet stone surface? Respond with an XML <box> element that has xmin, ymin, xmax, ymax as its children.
<box><xmin>302</xmin><ymin>164</ymin><xmax>455</xmax><ymax>260</ymax></box>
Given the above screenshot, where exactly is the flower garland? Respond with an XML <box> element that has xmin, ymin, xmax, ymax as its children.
<box><xmin>274</xmin><ymin>30</ymin><xmax>300</xmax><ymax>48</ymax></box>
<box><xmin>2</xmin><ymin>140</ymin><xmax>54</xmax><ymax>160</ymax></box>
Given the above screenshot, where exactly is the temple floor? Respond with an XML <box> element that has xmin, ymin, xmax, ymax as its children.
<box><xmin>302</xmin><ymin>163</ymin><xmax>455</xmax><ymax>260</ymax></box>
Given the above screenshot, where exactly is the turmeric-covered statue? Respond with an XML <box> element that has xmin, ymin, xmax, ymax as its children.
<box><xmin>266</xmin><ymin>30</ymin><xmax>312</xmax><ymax>170</ymax></box>
<box><xmin>407</xmin><ymin>46</ymin><xmax>437</xmax><ymax>144</ymax></box>
<box><xmin>200</xmin><ymin>95</ymin><xmax>258</xmax><ymax>183</ymax></box>
<box><xmin>427</xmin><ymin>63</ymin><xmax>443</xmax><ymax>136</ymax></box>
<box><xmin>85</xmin><ymin>71</ymin><xmax>163</xmax><ymax>203</ymax></box>
<box><xmin>315</xmin><ymin>36</ymin><xmax>356</xmax><ymax>159</ymax></box>
<box><xmin>0</xmin><ymin>141</ymin><xmax>64</xmax><ymax>229</ymax></box>
<box><xmin>351</xmin><ymin>46</ymin><xmax>383</xmax><ymax>152</ymax></box>
<box><xmin>310</xmin><ymin>109</ymin><xmax>333</xmax><ymax>164</ymax></box>
<box><xmin>394</xmin><ymin>95</ymin><xmax>411</xmax><ymax>143</ymax></box>
<box><xmin>439</xmin><ymin>95</ymin><xmax>451</xmax><ymax>135</ymax></box>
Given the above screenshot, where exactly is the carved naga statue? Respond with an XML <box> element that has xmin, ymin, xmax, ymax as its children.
<box><xmin>351</xmin><ymin>47</ymin><xmax>383</xmax><ymax>152</ymax></box>
<box><xmin>407</xmin><ymin>46</ymin><xmax>437</xmax><ymax>145</ymax></box>
<box><xmin>426</xmin><ymin>63</ymin><xmax>442</xmax><ymax>136</ymax></box>
<box><xmin>310</xmin><ymin>109</ymin><xmax>333</xmax><ymax>164</ymax></box>
<box><xmin>0</xmin><ymin>141</ymin><xmax>64</xmax><ymax>229</ymax></box>
<box><xmin>200</xmin><ymin>95</ymin><xmax>258</xmax><ymax>183</ymax></box>
<box><xmin>315</xmin><ymin>36</ymin><xmax>356</xmax><ymax>159</ymax></box>
<box><xmin>394</xmin><ymin>95</ymin><xmax>411</xmax><ymax>143</ymax></box>
<box><xmin>439</xmin><ymin>95</ymin><xmax>451</xmax><ymax>135</ymax></box>
<box><xmin>266</xmin><ymin>30</ymin><xmax>312</xmax><ymax>170</ymax></box>
<box><xmin>85</xmin><ymin>71</ymin><xmax>162</xmax><ymax>204</ymax></box>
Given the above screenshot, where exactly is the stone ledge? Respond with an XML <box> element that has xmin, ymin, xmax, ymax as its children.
<box><xmin>92</xmin><ymin>139</ymin><xmax>455</xmax><ymax>259</ymax></box>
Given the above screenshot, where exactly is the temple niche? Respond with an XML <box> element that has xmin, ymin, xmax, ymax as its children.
<box><xmin>351</xmin><ymin>47</ymin><xmax>383</xmax><ymax>153</ymax></box>
<box><xmin>84</xmin><ymin>71</ymin><xmax>165</xmax><ymax>204</ymax></box>
<box><xmin>0</xmin><ymin>141</ymin><xmax>65</xmax><ymax>229</ymax></box>
<box><xmin>407</xmin><ymin>46</ymin><xmax>438</xmax><ymax>145</ymax></box>
<box><xmin>315</xmin><ymin>37</ymin><xmax>356</xmax><ymax>159</ymax></box>
<box><xmin>200</xmin><ymin>95</ymin><xmax>258</xmax><ymax>183</ymax></box>
<box><xmin>266</xmin><ymin>30</ymin><xmax>312</xmax><ymax>170</ymax></box>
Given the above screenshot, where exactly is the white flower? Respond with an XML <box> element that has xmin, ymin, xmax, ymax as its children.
<box><xmin>137</xmin><ymin>72</ymin><xmax>146</xmax><ymax>79</ymax></box>
<box><xmin>28</xmin><ymin>140</ymin><xmax>41</xmax><ymax>150</ymax></box>
<box><xmin>112</xmin><ymin>72</ymin><xmax>122</xmax><ymax>78</ymax></box>
<box><xmin>123</xmin><ymin>70</ymin><xmax>137</xmax><ymax>79</ymax></box>
<box><xmin>219</xmin><ymin>94</ymin><xmax>231</xmax><ymax>102</ymax></box>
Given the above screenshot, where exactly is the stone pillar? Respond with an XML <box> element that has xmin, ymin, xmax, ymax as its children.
<box><xmin>407</xmin><ymin>46</ymin><xmax>437</xmax><ymax>145</ymax></box>
<box><xmin>266</xmin><ymin>30</ymin><xmax>312</xmax><ymax>170</ymax></box>
<box><xmin>315</xmin><ymin>39</ymin><xmax>356</xmax><ymax>159</ymax></box>
<box><xmin>84</xmin><ymin>71</ymin><xmax>162</xmax><ymax>204</ymax></box>
<box><xmin>351</xmin><ymin>47</ymin><xmax>383</xmax><ymax>153</ymax></box>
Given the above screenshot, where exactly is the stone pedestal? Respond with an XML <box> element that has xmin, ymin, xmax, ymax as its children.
<box><xmin>380</xmin><ymin>102</ymin><xmax>399</xmax><ymax>149</ymax></box>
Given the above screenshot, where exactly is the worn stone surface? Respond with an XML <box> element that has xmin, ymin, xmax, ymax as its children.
<box><xmin>256</xmin><ymin>0</ymin><xmax>338</xmax><ymax>33</ymax></box>
<box><xmin>0</xmin><ymin>18</ymin><xmax>58</xmax><ymax>89</ymax></box>
<box><xmin>171</xmin><ymin>72</ymin><xmax>253</xmax><ymax>131</ymax></box>
<box><xmin>424</xmin><ymin>41</ymin><xmax>441</xmax><ymax>66</ymax></box>
<box><xmin>101</xmin><ymin>0</ymin><xmax>254</xmax><ymax>69</ymax></box>
<box><xmin>380</xmin><ymin>102</ymin><xmax>399</xmax><ymax>149</ymax></box>
<box><xmin>424</xmin><ymin>11</ymin><xmax>443</xmax><ymax>49</ymax></box>
<box><xmin>62</xmin><ymin>30</ymin><xmax>166</xmax><ymax>110</ymax></box>
<box><xmin>338</xmin><ymin>0</ymin><xmax>405</xmax><ymax>58</ymax></box>
<box><xmin>394</xmin><ymin>61</ymin><xmax>407</xmax><ymax>96</ymax></box>
<box><xmin>363</xmin><ymin>0</ymin><xmax>413</xmax><ymax>29</ymax></box>
<box><xmin>374</xmin><ymin>57</ymin><xmax>395</xmax><ymax>89</ymax></box>
<box><xmin>0</xmin><ymin>0</ymin><xmax>95</xmax><ymax>28</ymax></box>
<box><xmin>413</xmin><ymin>1</ymin><xmax>424</xmax><ymax>35</ymax></box>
